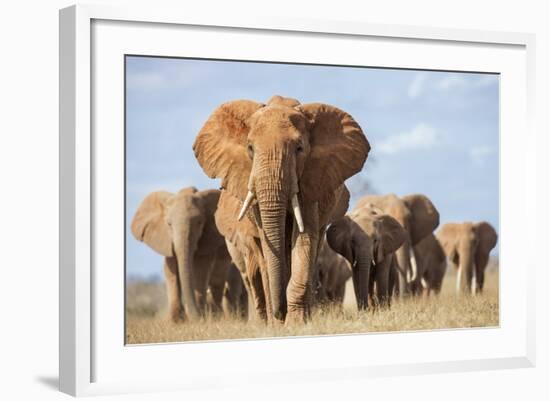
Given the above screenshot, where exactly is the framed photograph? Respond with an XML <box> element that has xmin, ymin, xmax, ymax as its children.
<box><xmin>59</xmin><ymin>4</ymin><xmax>536</xmax><ymax>396</ymax></box>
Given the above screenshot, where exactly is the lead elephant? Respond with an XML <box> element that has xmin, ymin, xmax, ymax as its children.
<box><xmin>327</xmin><ymin>204</ymin><xmax>406</xmax><ymax>308</ymax></box>
<box><xmin>436</xmin><ymin>221</ymin><xmax>498</xmax><ymax>294</ymax></box>
<box><xmin>355</xmin><ymin>194</ymin><xmax>440</xmax><ymax>296</ymax></box>
<box><xmin>193</xmin><ymin>95</ymin><xmax>370</xmax><ymax>324</ymax></box>
<box><xmin>131</xmin><ymin>187</ymin><xmax>235</xmax><ymax>322</ymax></box>
<box><xmin>413</xmin><ymin>233</ymin><xmax>447</xmax><ymax>295</ymax></box>
<box><xmin>314</xmin><ymin>239</ymin><xmax>352</xmax><ymax>307</ymax></box>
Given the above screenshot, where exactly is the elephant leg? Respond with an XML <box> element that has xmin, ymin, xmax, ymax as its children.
<box><xmin>475</xmin><ymin>253</ymin><xmax>488</xmax><ymax>293</ymax></box>
<box><xmin>287</xmin><ymin>226</ymin><xmax>320</xmax><ymax>324</ymax></box>
<box><xmin>397</xmin><ymin>267</ymin><xmax>408</xmax><ymax>296</ymax></box>
<box><xmin>431</xmin><ymin>260</ymin><xmax>446</xmax><ymax>295</ymax></box>
<box><xmin>225</xmin><ymin>239</ymin><xmax>265</xmax><ymax>322</ymax></box>
<box><xmin>207</xmin><ymin>249</ymin><xmax>230</xmax><ymax>315</ymax></box>
<box><xmin>246</xmin><ymin>248</ymin><xmax>269</xmax><ymax>323</ymax></box>
<box><xmin>192</xmin><ymin>254</ymin><xmax>213</xmax><ymax>315</ymax></box>
<box><xmin>410</xmin><ymin>272</ymin><xmax>423</xmax><ymax>296</ymax></box>
<box><xmin>224</xmin><ymin>239</ymin><xmax>255</xmax><ymax>319</ymax></box>
<box><xmin>208</xmin><ymin>277</ymin><xmax>225</xmax><ymax>316</ymax></box>
<box><xmin>163</xmin><ymin>257</ymin><xmax>183</xmax><ymax>322</ymax></box>
<box><xmin>410</xmin><ymin>252</ymin><xmax>425</xmax><ymax>297</ymax></box>
<box><xmin>334</xmin><ymin>282</ymin><xmax>346</xmax><ymax>306</ymax></box>
<box><xmin>456</xmin><ymin>261</ymin><xmax>474</xmax><ymax>295</ymax></box>
<box><xmin>257</xmin><ymin>262</ymin><xmax>273</xmax><ymax>324</ymax></box>
<box><xmin>239</xmin><ymin>270</ymin><xmax>259</xmax><ymax>321</ymax></box>
<box><xmin>477</xmin><ymin>270</ymin><xmax>485</xmax><ymax>293</ymax></box>
<box><xmin>388</xmin><ymin>259</ymin><xmax>398</xmax><ymax>298</ymax></box>
<box><xmin>476</xmin><ymin>268</ymin><xmax>485</xmax><ymax>294</ymax></box>
<box><xmin>223</xmin><ymin>264</ymin><xmax>243</xmax><ymax>316</ymax></box>
<box><xmin>368</xmin><ymin>266</ymin><xmax>376</xmax><ymax>307</ymax></box>
<box><xmin>238</xmin><ymin>282</ymin><xmax>249</xmax><ymax>319</ymax></box>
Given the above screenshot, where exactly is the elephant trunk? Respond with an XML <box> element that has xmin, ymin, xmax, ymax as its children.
<box><xmin>174</xmin><ymin>231</ymin><xmax>200</xmax><ymax>320</ymax></box>
<box><xmin>457</xmin><ymin>241</ymin><xmax>475</xmax><ymax>295</ymax></box>
<box><xmin>253</xmin><ymin>151</ymin><xmax>291</xmax><ymax>323</ymax></box>
<box><xmin>353</xmin><ymin>245</ymin><xmax>371</xmax><ymax>310</ymax></box>
<box><xmin>257</xmin><ymin>193</ymin><xmax>288</xmax><ymax>322</ymax></box>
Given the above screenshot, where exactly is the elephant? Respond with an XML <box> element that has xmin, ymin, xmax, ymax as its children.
<box><xmin>131</xmin><ymin>187</ymin><xmax>237</xmax><ymax>322</ymax></box>
<box><xmin>193</xmin><ymin>95</ymin><xmax>370</xmax><ymax>324</ymax></box>
<box><xmin>436</xmin><ymin>221</ymin><xmax>498</xmax><ymax>294</ymax></box>
<box><xmin>355</xmin><ymin>194</ymin><xmax>440</xmax><ymax>297</ymax></box>
<box><xmin>222</xmin><ymin>263</ymin><xmax>249</xmax><ymax>318</ymax></box>
<box><xmin>205</xmin><ymin>261</ymin><xmax>249</xmax><ymax>318</ymax></box>
<box><xmin>326</xmin><ymin>204</ymin><xmax>407</xmax><ymax>308</ymax></box>
<box><xmin>314</xmin><ymin>238</ymin><xmax>352</xmax><ymax>307</ymax></box>
<box><xmin>413</xmin><ymin>233</ymin><xmax>447</xmax><ymax>295</ymax></box>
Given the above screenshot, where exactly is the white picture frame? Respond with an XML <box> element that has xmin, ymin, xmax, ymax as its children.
<box><xmin>59</xmin><ymin>4</ymin><xmax>536</xmax><ymax>397</ymax></box>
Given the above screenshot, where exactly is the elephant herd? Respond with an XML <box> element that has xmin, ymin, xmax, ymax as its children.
<box><xmin>131</xmin><ymin>95</ymin><xmax>498</xmax><ymax>326</ymax></box>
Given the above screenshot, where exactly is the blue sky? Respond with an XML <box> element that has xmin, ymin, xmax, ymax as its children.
<box><xmin>126</xmin><ymin>56</ymin><xmax>499</xmax><ymax>279</ymax></box>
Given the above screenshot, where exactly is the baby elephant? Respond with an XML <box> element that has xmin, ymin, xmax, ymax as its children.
<box><xmin>131</xmin><ymin>187</ymin><xmax>237</xmax><ymax>322</ymax></box>
<box><xmin>327</xmin><ymin>204</ymin><xmax>406</xmax><ymax>309</ymax></box>
<box><xmin>315</xmin><ymin>239</ymin><xmax>352</xmax><ymax>307</ymax></box>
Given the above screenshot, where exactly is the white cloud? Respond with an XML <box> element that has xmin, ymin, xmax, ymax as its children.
<box><xmin>408</xmin><ymin>73</ymin><xmax>427</xmax><ymax>99</ymax></box>
<box><xmin>436</xmin><ymin>75</ymin><xmax>467</xmax><ymax>91</ymax></box>
<box><xmin>469</xmin><ymin>145</ymin><xmax>494</xmax><ymax>166</ymax></box>
<box><xmin>407</xmin><ymin>73</ymin><xmax>497</xmax><ymax>100</ymax></box>
<box><xmin>377</xmin><ymin>123</ymin><xmax>440</xmax><ymax>155</ymax></box>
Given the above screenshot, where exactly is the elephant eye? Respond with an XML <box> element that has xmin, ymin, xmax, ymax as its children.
<box><xmin>247</xmin><ymin>143</ymin><xmax>254</xmax><ymax>159</ymax></box>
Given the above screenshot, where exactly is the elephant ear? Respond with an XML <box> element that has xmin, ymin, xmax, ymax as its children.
<box><xmin>475</xmin><ymin>221</ymin><xmax>498</xmax><ymax>258</ymax></box>
<box><xmin>193</xmin><ymin>100</ymin><xmax>264</xmax><ymax>201</ymax></box>
<box><xmin>402</xmin><ymin>194</ymin><xmax>440</xmax><ymax>245</ymax></box>
<box><xmin>476</xmin><ymin>222</ymin><xmax>498</xmax><ymax>252</ymax></box>
<box><xmin>131</xmin><ymin>191</ymin><xmax>174</xmax><ymax>257</ymax></box>
<box><xmin>318</xmin><ymin>184</ymin><xmax>350</xmax><ymax>227</ymax></box>
<box><xmin>299</xmin><ymin>103</ymin><xmax>370</xmax><ymax>203</ymax></box>
<box><xmin>215</xmin><ymin>190</ymin><xmax>259</xmax><ymax>247</ymax></box>
<box><xmin>375</xmin><ymin>214</ymin><xmax>407</xmax><ymax>263</ymax></box>
<box><xmin>330</xmin><ymin>185</ymin><xmax>351</xmax><ymax>222</ymax></box>
<box><xmin>326</xmin><ymin>216</ymin><xmax>354</xmax><ymax>264</ymax></box>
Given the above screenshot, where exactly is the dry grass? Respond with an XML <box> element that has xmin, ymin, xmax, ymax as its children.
<box><xmin>125</xmin><ymin>269</ymin><xmax>499</xmax><ymax>345</ymax></box>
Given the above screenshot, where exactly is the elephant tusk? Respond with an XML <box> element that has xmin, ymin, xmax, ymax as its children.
<box><xmin>238</xmin><ymin>191</ymin><xmax>255</xmax><ymax>221</ymax></box>
<box><xmin>409</xmin><ymin>249</ymin><xmax>418</xmax><ymax>282</ymax></box>
<box><xmin>292</xmin><ymin>194</ymin><xmax>305</xmax><ymax>233</ymax></box>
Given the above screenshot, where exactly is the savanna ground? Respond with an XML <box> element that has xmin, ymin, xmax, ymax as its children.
<box><xmin>126</xmin><ymin>264</ymin><xmax>499</xmax><ymax>344</ymax></box>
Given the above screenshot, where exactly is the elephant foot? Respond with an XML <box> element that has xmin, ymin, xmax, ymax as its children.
<box><xmin>269</xmin><ymin>317</ymin><xmax>286</xmax><ymax>327</ymax></box>
<box><xmin>285</xmin><ymin>307</ymin><xmax>308</xmax><ymax>325</ymax></box>
<box><xmin>168</xmin><ymin>308</ymin><xmax>184</xmax><ymax>323</ymax></box>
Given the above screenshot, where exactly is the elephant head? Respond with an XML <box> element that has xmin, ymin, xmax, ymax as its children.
<box><xmin>437</xmin><ymin>221</ymin><xmax>497</xmax><ymax>294</ymax></box>
<box><xmin>131</xmin><ymin>187</ymin><xmax>222</xmax><ymax>320</ymax></box>
<box><xmin>326</xmin><ymin>205</ymin><xmax>406</xmax><ymax>309</ymax></box>
<box><xmin>193</xmin><ymin>95</ymin><xmax>369</xmax><ymax>321</ymax></box>
<box><xmin>356</xmin><ymin>194</ymin><xmax>440</xmax><ymax>296</ymax></box>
